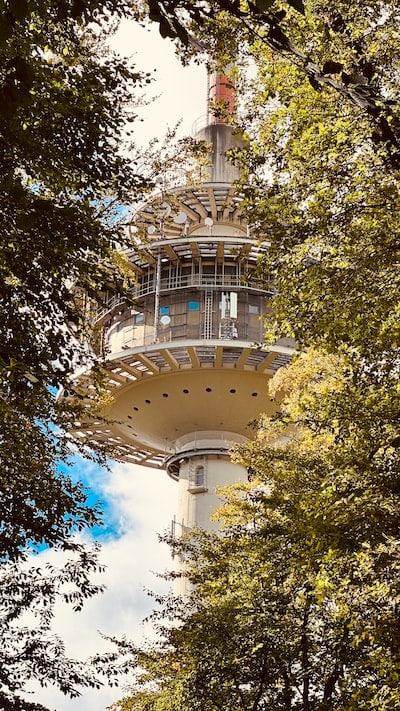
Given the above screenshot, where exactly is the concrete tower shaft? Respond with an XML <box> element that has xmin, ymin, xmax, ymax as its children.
<box><xmin>196</xmin><ymin>68</ymin><xmax>245</xmax><ymax>184</ymax></box>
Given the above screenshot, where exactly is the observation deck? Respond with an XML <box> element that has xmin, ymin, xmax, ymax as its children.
<box><xmin>70</xmin><ymin>180</ymin><xmax>295</xmax><ymax>473</ymax></box>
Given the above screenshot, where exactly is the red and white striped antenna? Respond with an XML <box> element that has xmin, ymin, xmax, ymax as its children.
<box><xmin>207</xmin><ymin>69</ymin><xmax>236</xmax><ymax>125</ymax></box>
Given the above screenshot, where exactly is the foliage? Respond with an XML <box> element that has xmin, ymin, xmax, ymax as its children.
<box><xmin>0</xmin><ymin>544</ymin><xmax>107</xmax><ymax>711</ymax></box>
<box><xmin>0</xmin><ymin>0</ymin><xmax>152</xmax><ymax>706</ymax></box>
<box><xmin>143</xmin><ymin>0</ymin><xmax>400</xmax><ymax>167</ymax></box>
<box><xmin>0</xmin><ymin>0</ymin><xmax>150</xmax><ymax>560</ymax></box>
<box><xmin>107</xmin><ymin>5</ymin><xmax>400</xmax><ymax>708</ymax></box>
<box><xmin>234</xmin><ymin>8</ymin><xmax>399</xmax><ymax>365</ymax></box>
<box><xmin>111</xmin><ymin>350</ymin><xmax>400</xmax><ymax>711</ymax></box>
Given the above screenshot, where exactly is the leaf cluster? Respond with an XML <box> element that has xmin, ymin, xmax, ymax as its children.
<box><xmin>231</xmin><ymin>8</ymin><xmax>399</xmax><ymax>365</ymax></box>
<box><xmin>0</xmin><ymin>544</ymin><xmax>107</xmax><ymax>711</ymax></box>
<box><xmin>0</xmin><ymin>0</ymin><xmax>152</xmax><ymax>706</ymax></box>
<box><xmin>0</xmin><ymin>0</ymin><xmax>150</xmax><ymax>559</ymax></box>
<box><xmin>111</xmin><ymin>347</ymin><xmax>400</xmax><ymax>711</ymax></box>
<box><xmin>143</xmin><ymin>0</ymin><xmax>400</xmax><ymax>166</ymax></box>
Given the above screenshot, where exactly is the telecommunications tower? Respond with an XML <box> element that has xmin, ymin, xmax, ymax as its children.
<box><xmin>71</xmin><ymin>71</ymin><xmax>294</xmax><ymax>536</ymax></box>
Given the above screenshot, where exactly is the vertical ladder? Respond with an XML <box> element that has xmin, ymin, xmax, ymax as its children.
<box><xmin>203</xmin><ymin>290</ymin><xmax>213</xmax><ymax>339</ymax></box>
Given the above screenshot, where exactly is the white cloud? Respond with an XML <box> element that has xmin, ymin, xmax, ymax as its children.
<box><xmin>109</xmin><ymin>19</ymin><xmax>206</xmax><ymax>145</ymax></box>
<box><xmin>23</xmin><ymin>462</ymin><xmax>177</xmax><ymax>711</ymax></box>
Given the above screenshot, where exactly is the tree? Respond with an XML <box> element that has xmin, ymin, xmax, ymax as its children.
<box><xmin>0</xmin><ymin>0</ymin><xmax>153</xmax><ymax>705</ymax></box>
<box><xmin>110</xmin><ymin>350</ymin><xmax>400</xmax><ymax>711</ymax></box>
<box><xmin>0</xmin><ymin>0</ymin><xmax>150</xmax><ymax>558</ymax></box>
<box><xmin>106</xmin><ymin>5</ymin><xmax>400</xmax><ymax>705</ymax></box>
<box><xmin>0</xmin><ymin>546</ymin><xmax>107</xmax><ymax>711</ymax></box>
<box><xmin>143</xmin><ymin>0</ymin><xmax>400</xmax><ymax>167</ymax></box>
<box><xmin>233</xmin><ymin>17</ymin><xmax>399</xmax><ymax>368</ymax></box>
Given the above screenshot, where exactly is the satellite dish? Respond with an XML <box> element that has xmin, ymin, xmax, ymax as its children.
<box><xmin>147</xmin><ymin>225</ymin><xmax>156</xmax><ymax>234</ymax></box>
<box><xmin>173</xmin><ymin>211</ymin><xmax>187</xmax><ymax>224</ymax></box>
<box><xmin>204</xmin><ymin>217</ymin><xmax>214</xmax><ymax>226</ymax></box>
<box><xmin>160</xmin><ymin>315</ymin><xmax>171</xmax><ymax>326</ymax></box>
<box><xmin>161</xmin><ymin>201</ymin><xmax>172</xmax><ymax>217</ymax></box>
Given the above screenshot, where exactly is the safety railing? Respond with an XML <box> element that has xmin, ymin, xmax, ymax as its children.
<box><xmin>94</xmin><ymin>273</ymin><xmax>271</xmax><ymax>323</ymax></box>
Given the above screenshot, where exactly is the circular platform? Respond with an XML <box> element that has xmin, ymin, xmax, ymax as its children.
<box><xmin>70</xmin><ymin>339</ymin><xmax>294</xmax><ymax>469</ymax></box>
<box><xmin>109</xmin><ymin>366</ymin><xmax>277</xmax><ymax>452</ymax></box>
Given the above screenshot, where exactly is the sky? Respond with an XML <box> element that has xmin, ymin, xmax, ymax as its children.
<box><xmin>24</xmin><ymin>18</ymin><xmax>207</xmax><ymax>711</ymax></box>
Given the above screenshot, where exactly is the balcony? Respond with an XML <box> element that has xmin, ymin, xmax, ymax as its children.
<box><xmin>95</xmin><ymin>273</ymin><xmax>272</xmax><ymax>324</ymax></box>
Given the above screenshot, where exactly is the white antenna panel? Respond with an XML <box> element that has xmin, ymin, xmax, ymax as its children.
<box><xmin>230</xmin><ymin>292</ymin><xmax>238</xmax><ymax>319</ymax></box>
<box><xmin>173</xmin><ymin>211</ymin><xmax>187</xmax><ymax>224</ymax></box>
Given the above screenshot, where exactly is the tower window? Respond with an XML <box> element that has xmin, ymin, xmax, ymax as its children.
<box><xmin>188</xmin><ymin>463</ymin><xmax>208</xmax><ymax>492</ymax></box>
<box><xmin>188</xmin><ymin>301</ymin><xmax>200</xmax><ymax>311</ymax></box>
<box><xmin>195</xmin><ymin>466</ymin><xmax>205</xmax><ymax>487</ymax></box>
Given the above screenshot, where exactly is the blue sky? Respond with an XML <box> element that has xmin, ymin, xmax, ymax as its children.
<box><xmin>24</xmin><ymin>19</ymin><xmax>206</xmax><ymax>711</ymax></box>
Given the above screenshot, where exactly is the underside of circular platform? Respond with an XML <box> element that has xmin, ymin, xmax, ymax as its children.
<box><xmin>109</xmin><ymin>367</ymin><xmax>277</xmax><ymax>453</ymax></box>
<box><xmin>70</xmin><ymin>339</ymin><xmax>294</xmax><ymax>469</ymax></box>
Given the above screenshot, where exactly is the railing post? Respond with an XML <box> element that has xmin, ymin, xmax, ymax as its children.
<box><xmin>153</xmin><ymin>249</ymin><xmax>161</xmax><ymax>343</ymax></box>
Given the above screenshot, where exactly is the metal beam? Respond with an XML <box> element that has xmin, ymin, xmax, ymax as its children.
<box><xmin>222</xmin><ymin>187</ymin><xmax>235</xmax><ymax>221</ymax></box>
<box><xmin>207</xmin><ymin>186</ymin><xmax>218</xmax><ymax>219</ymax></box>
<box><xmin>114</xmin><ymin>360</ymin><xmax>143</xmax><ymax>379</ymax></box>
<box><xmin>236</xmin><ymin>347</ymin><xmax>252</xmax><ymax>369</ymax></box>
<box><xmin>216</xmin><ymin>241</ymin><xmax>224</xmax><ymax>264</ymax></box>
<box><xmin>190</xmin><ymin>242</ymin><xmax>201</xmax><ymax>262</ymax></box>
<box><xmin>162</xmin><ymin>349</ymin><xmax>180</xmax><ymax>371</ymax></box>
<box><xmin>214</xmin><ymin>346</ymin><xmax>224</xmax><ymax>368</ymax></box>
<box><xmin>187</xmin><ymin>346</ymin><xmax>200</xmax><ymax>368</ymax></box>
<box><xmin>135</xmin><ymin>353</ymin><xmax>160</xmax><ymax>374</ymax></box>
<box><xmin>256</xmin><ymin>351</ymin><xmax>279</xmax><ymax>372</ymax></box>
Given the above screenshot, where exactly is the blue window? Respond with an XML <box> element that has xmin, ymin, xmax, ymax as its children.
<box><xmin>188</xmin><ymin>301</ymin><xmax>200</xmax><ymax>311</ymax></box>
<box><xmin>160</xmin><ymin>306</ymin><xmax>169</xmax><ymax>315</ymax></box>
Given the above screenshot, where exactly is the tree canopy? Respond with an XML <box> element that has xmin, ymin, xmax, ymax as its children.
<box><xmin>144</xmin><ymin>0</ymin><xmax>400</xmax><ymax>167</ymax></box>
<box><xmin>0</xmin><ymin>0</ymin><xmax>149</xmax><ymax>560</ymax></box>
<box><xmin>111</xmin><ymin>348</ymin><xmax>400</xmax><ymax>711</ymax></box>
<box><xmin>108</xmin><ymin>1</ymin><xmax>400</xmax><ymax>710</ymax></box>
<box><xmin>0</xmin><ymin>0</ymin><xmax>153</xmax><ymax>706</ymax></box>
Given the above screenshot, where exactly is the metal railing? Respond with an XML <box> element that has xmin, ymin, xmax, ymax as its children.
<box><xmin>95</xmin><ymin>294</ymin><xmax>127</xmax><ymax>322</ymax></box>
<box><xmin>95</xmin><ymin>273</ymin><xmax>271</xmax><ymax>323</ymax></box>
